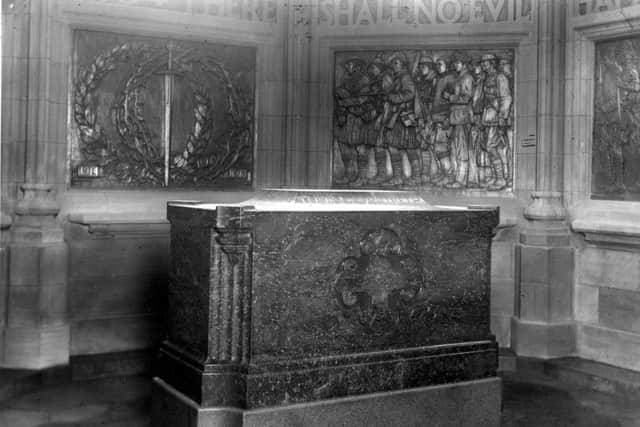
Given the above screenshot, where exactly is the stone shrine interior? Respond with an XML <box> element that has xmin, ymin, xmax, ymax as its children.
<box><xmin>3</xmin><ymin>1</ymin><xmax>640</xmax><ymax>426</ymax></box>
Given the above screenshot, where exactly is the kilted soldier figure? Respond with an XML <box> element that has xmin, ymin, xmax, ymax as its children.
<box><xmin>381</xmin><ymin>53</ymin><xmax>420</xmax><ymax>186</ymax></box>
<box><xmin>365</xmin><ymin>56</ymin><xmax>394</xmax><ymax>185</ymax></box>
<box><xmin>334</xmin><ymin>58</ymin><xmax>370</xmax><ymax>185</ymax></box>
<box><xmin>413</xmin><ymin>53</ymin><xmax>438</xmax><ymax>184</ymax></box>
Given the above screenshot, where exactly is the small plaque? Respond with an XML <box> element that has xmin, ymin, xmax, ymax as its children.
<box><xmin>76</xmin><ymin>165</ymin><xmax>103</xmax><ymax>178</ymax></box>
<box><xmin>521</xmin><ymin>134</ymin><xmax>537</xmax><ymax>147</ymax></box>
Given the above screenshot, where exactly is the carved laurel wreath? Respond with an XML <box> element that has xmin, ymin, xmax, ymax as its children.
<box><xmin>73</xmin><ymin>42</ymin><xmax>252</xmax><ymax>185</ymax></box>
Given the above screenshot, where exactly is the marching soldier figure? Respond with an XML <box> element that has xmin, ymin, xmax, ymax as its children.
<box><xmin>445</xmin><ymin>53</ymin><xmax>474</xmax><ymax>189</ymax></box>
<box><xmin>431</xmin><ymin>57</ymin><xmax>457</xmax><ymax>186</ymax></box>
<box><xmin>498</xmin><ymin>58</ymin><xmax>514</xmax><ymax>187</ymax></box>
<box><xmin>413</xmin><ymin>53</ymin><xmax>438</xmax><ymax>184</ymax></box>
<box><xmin>480</xmin><ymin>53</ymin><xmax>511</xmax><ymax>191</ymax></box>
<box><xmin>381</xmin><ymin>53</ymin><xmax>419</xmax><ymax>186</ymax></box>
<box><xmin>365</xmin><ymin>56</ymin><xmax>394</xmax><ymax>185</ymax></box>
<box><xmin>334</xmin><ymin>58</ymin><xmax>370</xmax><ymax>185</ymax></box>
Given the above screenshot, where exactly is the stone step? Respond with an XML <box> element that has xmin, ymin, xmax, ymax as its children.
<box><xmin>0</xmin><ymin>349</ymin><xmax>152</xmax><ymax>403</ymax></box>
<box><xmin>544</xmin><ymin>357</ymin><xmax>640</xmax><ymax>399</ymax></box>
<box><xmin>498</xmin><ymin>348</ymin><xmax>640</xmax><ymax>400</ymax></box>
<box><xmin>0</xmin><ymin>366</ymin><xmax>69</xmax><ymax>403</ymax></box>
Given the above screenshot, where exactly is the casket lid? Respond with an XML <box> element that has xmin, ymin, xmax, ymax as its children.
<box><xmin>168</xmin><ymin>189</ymin><xmax>496</xmax><ymax>212</ymax></box>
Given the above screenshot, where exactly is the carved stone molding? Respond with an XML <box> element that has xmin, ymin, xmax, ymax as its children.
<box><xmin>12</xmin><ymin>184</ymin><xmax>63</xmax><ymax>244</ymax></box>
<box><xmin>14</xmin><ymin>184</ymin><xmax>59</xmax><ymax>217</ymax></box>
<box><xmin>523</xmin><ymin>191</ymin><xmax>566</xmax><ymax>222</ymax></box>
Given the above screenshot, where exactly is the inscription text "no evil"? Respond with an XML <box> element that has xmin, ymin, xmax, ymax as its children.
<box><xmin>316</xmin><ymin>0</ymin><xmax>532</xmax><ymax>26</ymax></box>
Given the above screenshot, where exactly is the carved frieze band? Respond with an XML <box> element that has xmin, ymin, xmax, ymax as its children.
<box><xmin>575</xmin><ymin>0</ymin><xmax>640</xmax><ymax>16</ymax></box>
<box><xmin>209</xmin><ymin>208</ymin><xmax>253</xmax><ymax>365</ymax></box>
<box><xmin>89</xmin><ymin>0</ymin><xmax>279</xmax><ymax>23</ymax></box>
<box><xmin>316</xmin><ymin>0</ymin><xmax>532</xmax><ymax>26</ymax></box>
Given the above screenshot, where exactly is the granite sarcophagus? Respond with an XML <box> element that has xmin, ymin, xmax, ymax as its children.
<box><xmin>153</xmin><ymin>190</ymin><xmax>500</xmax><ymax>426</ymax></box>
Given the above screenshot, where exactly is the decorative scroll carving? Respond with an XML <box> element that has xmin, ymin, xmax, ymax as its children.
<box><xmin>593</xmin><ymin>37</ymin><xmax>640</xmax><ymax>200</ymax></box>
<box><xmin>71</xmin><ymin>31</ymin><xmax>255</xmax><ymax>188</ymax></box>
<box><xmin>333</xmin><ymin>49</ymin><xmax>514</xmax><ymax>191</ymax></box>
<box><xmin>210</xmin><ymin>207</ymin><xmax>254</xmax><ymax>364</ymax></box>
<box><xmin>333</xmin><ymin>227</ymin><xmax>424</xmax><ymax>334</ymax></box>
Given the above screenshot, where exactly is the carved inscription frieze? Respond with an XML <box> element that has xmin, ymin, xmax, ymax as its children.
<box><xmin>317</xmin><ymin>0</ymin><xmax>532</xmax><ymax>26</ymax></box>
<box><xmin>333</xmin><ymin>49</ymin><xmax>514</xmax><ymax>190</ymax></box>
<box><xmin>89</xmin><ymin>0</ymin><xmax>279</xmax><ymax>23</ymax></box>
<box><xmin>576</xmin><ymin>0</ymin><xmax>640</xmax><ymax>16</ymax></box>
<box><xmin>593</xmin><ymin>37</ymin><xmax>640</xmax><ymax>200</ymax></box>
<box><xmin>71</xmin><ymin>31</ymin><xmax>255</xmax><ymax>188</ymax></box>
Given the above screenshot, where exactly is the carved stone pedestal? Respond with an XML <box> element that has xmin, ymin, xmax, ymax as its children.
<box><xmin>512</xmin><ymin>192</ymin><xmax>575</xmax><ymax>358</ymax></box>
<box><xmin>154</xmin><ymin>191</ymin><xmax>501</xmax><ymax>426</ymax></box>
<box><xmin>1</xmin><ymin>185</ymin><xmax>69</xmax><ymax>368</ymax></box>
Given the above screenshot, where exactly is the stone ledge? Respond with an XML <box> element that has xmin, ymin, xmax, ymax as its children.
<box><xmin>570</xmin><ymin>200</ymin><xmax>640</xmax><ymax>248</ymax></box>
<box><xmin>59</xmin><ymin>189</ymin><xmax>254</xmax><ymax>224</ymax></box>
<box><xmin>67</xmin><ymin>214</ymin><xmax>170</xmax><ymax>239</ymax></box>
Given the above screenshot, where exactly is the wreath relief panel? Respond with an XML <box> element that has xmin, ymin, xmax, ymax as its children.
<box><xmin>332</xmin><ymin>49</ymin><xmax>514</xmax><ymax>191</ymax></box>
<box><xmin>70</xmin><ymin>30</ymin><xmax>255</xmax><ymax>188</ymax></box>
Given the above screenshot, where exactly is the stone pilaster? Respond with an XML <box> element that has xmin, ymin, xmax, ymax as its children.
<box><xmin>283</xmin><ymin>1</ymin><xmax>313</xmax><ymax>187</ymax></box>
<box><xmin>0</xmin><ymin>211</ymin><xmax>12</xmax><ymax>363</ymax></box>
<box><xmin>511</xmin><ymin>0</ymin><xmax>576</xmax><ymax>359</ymax></box>
<box><xmin>1</xmin><ymin>0</ymin><xmax>70</xmax><ymax>369</ymax></box>
<box><xmin>2</xmin><ymin>184</ymin><xmax>69</xmax><ymax>369</ymax></box>
<box><xmin>157</xmin><ymin>205</ymin><xmax>254</xmax><ymax>411</ymax></box>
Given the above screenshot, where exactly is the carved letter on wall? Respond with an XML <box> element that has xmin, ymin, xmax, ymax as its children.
<box><xmin>332</xmin><ymin>49</ymin><xmax>514</xmax><ymax>191</ymax></box>
<box><xmin>71</xmin><ymin>30</ymin><xmax>255</xmax><ymax>188</ymax></box>
<box><xmin>593</xmin><ymin>37</ymin><xmax>640</xmax><ymax>200</ymax></box>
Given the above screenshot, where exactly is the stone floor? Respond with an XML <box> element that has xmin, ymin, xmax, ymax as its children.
<box><xmin>0</xmin><ymin>371</ymin><xmax>639</xmax><ymax>426</ymax></box>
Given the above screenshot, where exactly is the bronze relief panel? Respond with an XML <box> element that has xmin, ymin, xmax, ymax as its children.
<box><xmin>71</xmin><ymin>30</ymin><xmax>255</xmax><ymax>188</ymax></box>
<box><xmin>593</xmin><ymin>37</ymin><xmax>640</xmax><ymax>200</ymax></box>
<box><xmin>332</xmin><ymin>49</ymin><xmax>514</xmax><ymax>191</ymax></box>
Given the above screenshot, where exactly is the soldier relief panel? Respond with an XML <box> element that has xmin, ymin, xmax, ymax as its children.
<box><xmin>333</xmin><ymin>49</ymin><xmax>514</xmax><ymax>191</ymax></box>
<box><xmin>593</xmin><ymin>37</ymin><xmax>640</xmax><ymax>200</ymax></box>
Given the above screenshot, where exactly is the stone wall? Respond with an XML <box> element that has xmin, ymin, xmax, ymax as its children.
<box><xmin>65</xmin><ymin>221</ymin><xmax>169</xmax><ymax>358</ymax></box>
<box><xmin>565</xmin><ymin>1</ymin><xmax>640</xmax><ymax>370</ymax></box>
<box><xmin>6</xmin><ymin>0</ymin><xmax>640</xmax><ymax>374</ymax></box>
<box><xmin>574</xmin><ymin>241</ymin><xmax>640</xmax><ymax>371</ymax></box>
<box><xmin>1</xmin><ymin>0</ymin><xmax>287</xmax><ymax>369</ymax></box>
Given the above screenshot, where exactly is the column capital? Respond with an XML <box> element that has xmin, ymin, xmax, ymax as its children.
<box><xmin>523</xmin><ymin>191</ymin><xmax>566</xmax><ymax>222</ymax></box>
<box><xmin>15</xmin><ymin>184</ymin><xmax>59</xmax><ymax>217</ymax></box>
<box><xmin>12</xmin><ymin>184</ymin><xmax>63</xmax><ymax>244</ymax></box>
